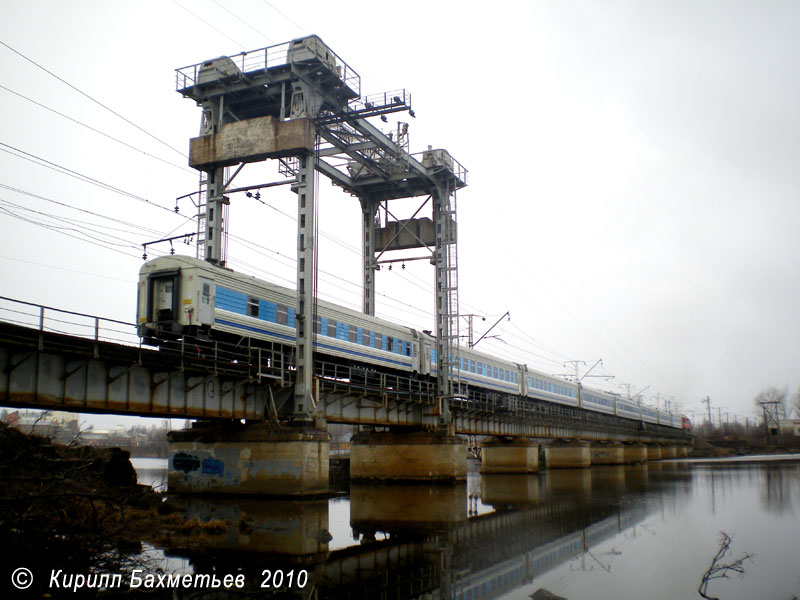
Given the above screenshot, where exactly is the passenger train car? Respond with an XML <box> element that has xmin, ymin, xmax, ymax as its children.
<box><xmin>137</xmin><ymin>255</ymin><xmax>688</xmax><ymax>430</ymax></box>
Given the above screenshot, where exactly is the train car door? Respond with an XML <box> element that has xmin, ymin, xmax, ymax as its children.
<box><xmin>196</xmin><ymin>277</ymin><xmax>214</xmax><ymax>325</ymax></box>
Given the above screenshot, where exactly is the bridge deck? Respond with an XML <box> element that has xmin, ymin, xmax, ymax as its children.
<box><xmin>0</xmin><ymin>318</ymin><xmax>689</xmax><ymax>443</ymax></box>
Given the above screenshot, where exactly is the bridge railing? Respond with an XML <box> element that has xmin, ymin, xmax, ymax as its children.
<box><xmin>317</xmin><ymin>360</ymin><xmax>436</xmax><ymax>406</ymax></box>
<box><xmin>0</xmin><ymin>296</ymin><xmax>140</xmax><ymax>347</ymax></box>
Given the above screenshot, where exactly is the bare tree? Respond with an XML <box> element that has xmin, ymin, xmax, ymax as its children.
<box><xmin>753</xmin><ymin>386</ymin><xmax>788</xmax><ymax>416</ymax></box>
<box><xmin>792</xmin><ymin>387</ymin><xmax>800</xmax><ymax>419</ymax></box>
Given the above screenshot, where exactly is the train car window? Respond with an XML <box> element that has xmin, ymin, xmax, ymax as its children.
<box><xmin>327</xmin><ymin>319</ymin><xmax>337</xmax><ymax>337</ymax></box>
<box><xmin>405</xmin><ymin>342</ymin><xmax>411</xmax><ymax>356</ymax></box>
<box><xmin>348</xmin><ymin>325</ymin><xmax>357</xmax><ymax>343</ymax></box>
<box><xmin>313</xmin><ymin>315</ymin><xmax>322</xmax><ymax>334</ymax></box>
<box><xmin>276</xmin><ymin>304</ymin><xmax>288</xmax><ymax>325</ymax></box>
<box><xmin>247</xmin><ymin>296</ymin><xmax>259</xmax><ymax>317</ymax></box>
<box><xmin>361</xmin><ymin>329</ymin><xmax>371</xmax><ymax>346</ymax></box>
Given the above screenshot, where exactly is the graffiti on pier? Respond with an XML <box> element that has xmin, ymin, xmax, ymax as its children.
<box><xmin>173</xmin><ymin>452</ymin><xmax>200</xmax><ymax>473</ymax></box>
<box><xmin>202</xmin><ymin>457</ymin><xmax>225</xmax><ymax>477</ymax></box>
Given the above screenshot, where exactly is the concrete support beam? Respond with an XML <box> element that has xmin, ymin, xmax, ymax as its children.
<box><xmin>350</xmin><ymin>430</ymin><xmax>466</xmax><ymax>483</ymax></box>
<box><xmin>189</xmin><ymin>116</ymin><xmax>315</xmax><ymax>169</ymax></box>
<box><xmin>590</xmin><ymin>442</ymin><xmax>624</xmax><ymax>465</ymax></box>
<box><xmin>480</xmin><ymin>438</ymin><xmax>539</xmax><ymax>474</ymax></box>
<box><xmin>167</xmin><ymin>425</ymin><xmax>329</xmax><ymax>496</ymax></box>
<box><xmin>623</xmin><ymin>444</ymin><xmax>648</xmax><ymax>464</ymax></box>
<box><xmin>647</xmin><ymin>444</ymin><xmax>663</xmax><ymax>461</ymax></box>
<box><xmin>544</xmin><ymin>440</ymin><xmax>590</xmax><ymax>469</ymax></box>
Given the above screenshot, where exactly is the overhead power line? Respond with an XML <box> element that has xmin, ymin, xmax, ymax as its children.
<box><xmin>0</xmin><ymin>141</ymin><xmax>192</xmax><ymax>218</ymax></box>
<box><xmin>0</xmin><ymin>39</ymin><xmax>186</xmax><ymax>158</ymax></box>
<box><xmin>169</xmin><ymin>0</ymin><xmax>246</xmax><ymax>48</ymax></box>
<box><xmin>210</xmin><ymin>0</ymin><xmax>276</xmax><ymax>45</ymax></box>
<box><xmin>0</xmin><ymin>84</ymin><xmax>193</xmax><ymax>174</ymax></box>
<box><xmin>0</xmin><ymin>183</ymin><xmax>165</xmax><ymax>235</ymax></box>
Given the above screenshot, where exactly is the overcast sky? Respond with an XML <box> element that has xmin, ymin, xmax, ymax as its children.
<box><xmin>1</xmin><ymin>0</ymin><xmax>798</xmax><ymax>428</ymax></box>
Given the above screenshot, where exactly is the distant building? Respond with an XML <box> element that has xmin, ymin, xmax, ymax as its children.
<box><xmin>779</xmin><ymin>419</ymin><xmax>800</xmax><ymax>436</ymax></box>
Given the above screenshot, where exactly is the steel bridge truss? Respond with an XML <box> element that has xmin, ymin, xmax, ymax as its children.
<box><xmin>0</xmin><ymin>309</ymin><xmax>688</xmax><ymax>443</ymax></box>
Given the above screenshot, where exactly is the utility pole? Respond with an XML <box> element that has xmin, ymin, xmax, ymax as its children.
<box><xmin>702</xmin><ymin>396</ymin><xmax>712</xmax><ymax>425</ymax></box>
<box><xmin>562</xmin><ymin>359</ymin><xmax>613</xmax><ymax>408</ymax></box>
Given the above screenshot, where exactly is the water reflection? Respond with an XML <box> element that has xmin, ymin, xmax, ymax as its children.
<box><xmin>141</xmin><ymin>458</ymin><xmax>800</xmax><ymax>599</ymax></box>
<box><xmin>351</xmin><ymin>483</ymin><xmax>467</xmax><ymax>537</ymax></box>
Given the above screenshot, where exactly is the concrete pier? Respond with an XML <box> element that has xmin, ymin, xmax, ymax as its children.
<box><xmin>623</xmin><ymin>444</ymin><xmax>648</xmax><ymax>464</ymax></box>
<box><xmin>167</xmin><ymin>424</ymin><xmax>329</xmax><ymax>496</ymax></box>
<box><xmin>661</xmin><ymin>446</ymin><xmax>678</xmax><ymax>459</ymax></box>
<box><xmin>480</xmin><ymin>438</ymin><xmax>539</xmax><ymax>474</ymax></box>
<box><xmin>350</xmin><ymin>430</ymin><xmax>466</xmax><ymax>483</ymax></box>
<box><xmin>544</xmin><ymin>440</ymin><xmax>591</xmax><ymax>469</ymax></box>
<box><xmin>647</xmin><ymin>444</ymin><xmax>663</xmax><ymax>461</ymax></box>
<box><xmin>590</xmin><ymin>442</ymin><xmax>624</xmax><ymax>465</ymax></box>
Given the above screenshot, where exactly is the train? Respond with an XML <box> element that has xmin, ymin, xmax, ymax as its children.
<box><xmin>137</xmin><ymin>255</ymin><xmax>690</xmax><ymax>431</ymax></box>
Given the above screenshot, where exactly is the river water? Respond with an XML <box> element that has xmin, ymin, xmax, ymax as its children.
<box><xmin>131</xmin><ymin>456</ymin><xmax>800</xmax><ymax>600</ymax></box>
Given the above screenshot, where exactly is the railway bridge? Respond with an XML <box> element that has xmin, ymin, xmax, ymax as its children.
<box><xmin>0</xmin><ymin>298</ymin><xmax>690</xmax><ymax>495</ymax></box>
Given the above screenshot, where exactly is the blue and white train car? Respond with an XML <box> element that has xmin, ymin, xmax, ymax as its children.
<box><xmin>580</xmin><ymin>388</ymin><xmax>616</xmax><ymax>415</ymax></box>
<box><xmin>136</xmin><ymin>255</ymin><xmax>688</xmax><ymax>431</ymax></box>
<box><xmin>137</xmin><ymin>255</ymin><xmax>420</xmax><ymax>373</ymax></box>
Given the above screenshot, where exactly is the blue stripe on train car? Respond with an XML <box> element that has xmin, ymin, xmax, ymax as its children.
<box><xmin>259</xmin><ymin>299</ymin><xmax>277</xmax><ymax>322</ymax></box>
<box><xmin>216</xmin><ymin>286</ymin><xmax>247</xmax><ymax>314</ymax></box>
<box><xmin>214</xmin><ymin>317</ymin><xmax>413</xmax><ymax>368</ymax></box>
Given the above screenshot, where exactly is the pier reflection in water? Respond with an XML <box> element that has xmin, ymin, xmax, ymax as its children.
<box><xmin>146</xmin><ymin>457</ymin><xmax>800</xmax><ymax>599</ymax></box>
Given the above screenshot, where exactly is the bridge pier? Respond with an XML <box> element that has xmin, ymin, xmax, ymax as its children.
<box><xmin>167</xmin><ymin>423</ymin><xmax>330</xmax><ymax>496</ymax></box>
<box><xmin>480</xmin><ymin>438</ymin><xmax>539</xmax><ymax>474</ymax></box>
<box><xmin>544</xmin><ymin>440</ymin><xmax>591</xmax><ymax>469</ymax></box>
<box><xmin>660</xmin><ymin>445</ymin><xmax>678</xmax><ymax>459</ymax></box>
<box><xmin>350</xmin><ymin>430</ymin><xmax>466</xmax><ymax>483</ymax></box>
<box><xmin>590</xmin><ymin>442</ymin><xmax>624</xmax><ymax>465</ymax></box>
<box><xmin>623</xmin><ymin>443</ymin><xmax>648</xmax><ymax>464</ymax></box>
<box><xmin>646</xmin><ymin>443</ymin><xmax>663</xmax><ymax>461</ymax></box>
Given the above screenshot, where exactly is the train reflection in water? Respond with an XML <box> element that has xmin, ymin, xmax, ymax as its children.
<box><xmin>159</xmin><ymin>463</ymin><xmax>691</xmax><ymax>599</ymax></box>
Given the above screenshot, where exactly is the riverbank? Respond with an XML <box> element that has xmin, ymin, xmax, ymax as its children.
<box><xmin>0</xmin><ymin>423</ymin><xmax>228</xmax><ymax>597</ymax></box>
<box><xmin>689</xmin><ymin>436</ymin><xmax>800</xmax><ymax>458</ymax></box>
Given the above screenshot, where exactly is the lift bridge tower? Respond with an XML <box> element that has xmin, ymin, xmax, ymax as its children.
<box><xmin>175</xmin><ymin>35</ymin><xmax>467</xmax><ymax>424</ymax></box>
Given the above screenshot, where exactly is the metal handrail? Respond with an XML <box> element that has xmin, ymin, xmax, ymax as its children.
<box><xmin>0</xmin><ymin>296</ymin><xmax>138</xmax><ymax>346</ymax></box>
<box><xmin>175</xmin><ymin>38</ymin><xmax>361</xmax><ymax>97</ymax></box>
